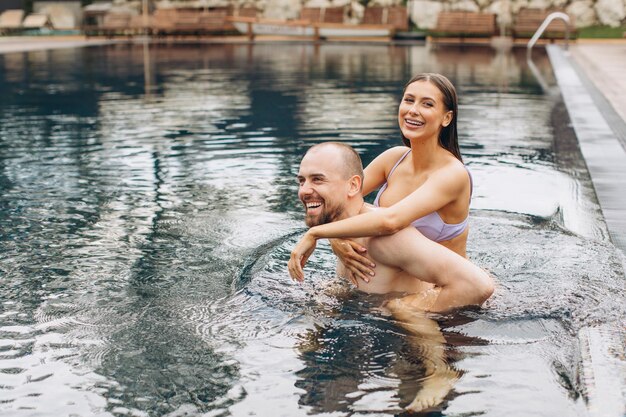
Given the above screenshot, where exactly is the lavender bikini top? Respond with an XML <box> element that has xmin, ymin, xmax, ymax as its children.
<box><xmin>373</xmin><ymin>149</ymin><xmax>473</xmax><ymax>242</ymax></box>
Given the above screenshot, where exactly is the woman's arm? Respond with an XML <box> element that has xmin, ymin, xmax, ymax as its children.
<box><xmin>327</xmin><ymin>147</ymin><xmax>409</xmax><ymax>282</ymax></box>
<box><xmin>309</xmin><ymin>163</ymin><xmax>468</xmax><ymax>240</ymax></box>
<box><xmin>329</xmin><ymin>238</ymin><xmax>375</xmax><ymax>283</ymax></box>
<box><xmin>288</xmin><ymin>164</ymin><xmax>468</xmax><ymax>281</ymax></box>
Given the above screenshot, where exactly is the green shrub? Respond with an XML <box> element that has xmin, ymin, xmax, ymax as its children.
<box><xmin>578</xmin><ymin>25</ymin><xmax>626</xmax><ymax>38</ymax></box>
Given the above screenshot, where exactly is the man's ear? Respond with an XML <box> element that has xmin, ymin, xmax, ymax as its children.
<box><xmin>347</xmin><ymin>175</ymin><xmax>362</xmax><ymax>197</ymax></box>
<box><xmin>442</xmin><ymin>111</ymin><xmax>453</xmax><ymax>127</ymax></box>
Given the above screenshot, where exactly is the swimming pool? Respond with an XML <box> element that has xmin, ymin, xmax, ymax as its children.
<box><xmin>0</xmin><ymin>42</ymin><xmax>624</xmax><ymax>416</ymax></box>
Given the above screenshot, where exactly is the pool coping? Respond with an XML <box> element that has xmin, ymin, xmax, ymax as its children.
<box><xmin>0</xmin><ymin>36</ymin><xmax>119</xmax><ymax>54</ymax></box>
<box><xmin>547</xmin><ymin>45</ymin><xmax>626</xmax><ymax>256</ymax></box>
<box><xmin>547</xmin><ymin>45</ymin><xmax>626</xmax><ymax>417</ymax></box>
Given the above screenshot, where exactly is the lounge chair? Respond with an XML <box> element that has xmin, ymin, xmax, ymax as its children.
<box><xmin>386</xmin><ymin>6</ymin><xmax>409</xmax><ymax>31</ymax></box>
<box><xmin>225</xmin><ymin>7</ymin><xmax>258</xmax><ymax>32</ymax></box>
<box><xmin>431</xmin><ymin>11</ymin><xmax>497</xmax><ymax>39</ymax></box>
<box><xmin>151</xmin><ymin>8</ymin><xmax>175</xmax><ymax>36</ymax></box>
<box><xmin>232</xmin><ymin>7</ymin><xmax>259</xmax><ymax>18</ymax></box>
<box><xmin>513</xmin><ymin>8</ymin><xmax>575</xmax><ymax>39</ymax></box>
<box><xmin>129</xmin><ymin>14</ymin><xmax>151</xmax><ymax>35</ymax></box>
<box><xmin>170</xmin><ymin>9</ymin><xmax>205</xmax><ymax>35</ymax></box>
<box><xmin>362</xmin><ymin>6</ymin><xmax>408</xmax><ymax>31</ymax></box>
<box><xmin>83</xmin><ymin>2</ymin><xmax>111</xmax><ymax>35</ymax></box>
<box><xmin>300</xmin><ymin>7</ymin><xmax>346</xmax><ymax>24</ymax></box>
<box><xmin>0</xmin><ymin>9</ymin><xmax>25</xmax><ymax>34</ymax></box>
<box><xmin>22</xmin><ymin>14</ymin><xmax>52</xmax><ymax>30</ymax></box>
<box><xmin>100</xmin><ymin>12</ymin><xmax>133</xmax><ymax>37</ymax></box>
<box><xmin>151</xmin><ymin>8</ymin><xmax>231</xmax><ymax>37</ymax></box>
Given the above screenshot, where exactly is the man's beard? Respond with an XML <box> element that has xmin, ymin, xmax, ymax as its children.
<box><xmin>305</xmin><ymin>204</ymin><xmax>345</xmax><ymax>227</ymax></box>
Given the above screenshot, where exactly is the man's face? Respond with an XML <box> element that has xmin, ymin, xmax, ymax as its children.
<box><xmin>297</xmin><ymin>148</ymin><xmax>349</xmax><ymax>227</ymax></box>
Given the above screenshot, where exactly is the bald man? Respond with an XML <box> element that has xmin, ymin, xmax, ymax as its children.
<box><xmin>288</xmin><ymin>142</ymin><xmax>494</xmax><ymax>312</ymax></box>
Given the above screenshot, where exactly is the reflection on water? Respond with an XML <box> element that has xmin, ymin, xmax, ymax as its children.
<box><xmin>0</xmin><ymin>43</ymin><xmax>623</xmax><ymax>416</ymax></box>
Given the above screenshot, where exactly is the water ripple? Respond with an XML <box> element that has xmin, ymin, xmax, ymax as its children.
<box><xmin>0</xmin><ymin>43</ymin><xmax>620</xmax><ymax>417</ymax></box>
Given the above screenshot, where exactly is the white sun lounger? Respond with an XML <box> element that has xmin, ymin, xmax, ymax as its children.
<box><xmin>22</xmin><ymin>13</ymin><xmax>51</xmax><ymax>29</ymax></box>
<box><xmin>0</xmin><ymin>9</ymin><xmax>25</xmax><ymax>32</ymax></box>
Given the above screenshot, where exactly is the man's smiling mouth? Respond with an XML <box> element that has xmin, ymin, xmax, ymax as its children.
<box><xmin>305</xmin><ymin>201</ymin><xmax>323</xmax><ymax>214</ymax></box>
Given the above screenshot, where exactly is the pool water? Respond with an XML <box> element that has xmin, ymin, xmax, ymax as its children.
<box><xmin>0</xmin><ymin>43</ymin><xmax>624</xmax><ymax>417</ymax></box>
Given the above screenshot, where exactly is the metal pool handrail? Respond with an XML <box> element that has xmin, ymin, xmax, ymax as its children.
<box><xmin>527</xmin><ymin>12</ymin><xmax>571</xmax><ymax>57</ymax></box>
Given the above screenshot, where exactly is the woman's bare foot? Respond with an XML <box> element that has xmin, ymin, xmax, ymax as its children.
<box><xmin>405</xmin><ymin>370</ymin><xmax>458</xmax><ymax>412</ymax></box>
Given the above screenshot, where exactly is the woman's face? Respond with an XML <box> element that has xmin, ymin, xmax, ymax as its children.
<box><xmin>398</xmin><ymin>80</ymin><xmax>452</xmax><ymax>143</ymax></box>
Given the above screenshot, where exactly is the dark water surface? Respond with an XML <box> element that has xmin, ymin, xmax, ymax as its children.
<box><xmin>0</xmin><ymin>43</ymin><xmax>624</xmax><ymax>417</ymax></box>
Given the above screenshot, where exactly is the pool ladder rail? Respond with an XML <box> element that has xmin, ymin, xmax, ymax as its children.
<box><xmin>526</xmin><ymin>12</ymin><xmax>572</xmax><ymax>93</ymax></box>
<box><xmin>526</xmin><ymin>11</ymin><xmax>572</xmax><ymax>58</ymax></box>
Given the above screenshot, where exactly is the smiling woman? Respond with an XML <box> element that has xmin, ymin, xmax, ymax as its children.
<box><xmin>290</xmin><ymin>73</ymin><xmax>475</xmax><ymax>284</ymax></box>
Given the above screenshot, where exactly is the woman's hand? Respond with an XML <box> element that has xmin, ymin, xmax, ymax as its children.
<box><xmin>288</xmin><ymin>232</ymin><xmax>318</xmax><ymax>282</ymax></box>
<box><xmin>329</xmin><ymin>238</ymin><xmax>376</xmax><ymax>284</ymax></box>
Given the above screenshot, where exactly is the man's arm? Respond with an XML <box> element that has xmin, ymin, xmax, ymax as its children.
<box><xmin>367</xmin><ymin>227</ymin><xmax>494</xmax><ymax>312</ymax></box>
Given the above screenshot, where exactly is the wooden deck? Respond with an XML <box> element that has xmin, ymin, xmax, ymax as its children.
<box><xmin>84</xmin><ymin>7</ymin><xmax>248</xmax><ymax>37</ymax></box>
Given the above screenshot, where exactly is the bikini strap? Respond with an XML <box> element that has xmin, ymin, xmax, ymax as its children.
<box><xmin>388</xmin><ymin>148</ymin><xmax>412</xmax><ymax>178</ymax></box>
<box><xmin>372</xmin><ymin>148</ymin><xmax>411</xmax><ymax>207</ymax></box>
<box><xmin>464</xmin><ymin>166</ymin><xmax>473</xmax><ymax>199</ymax></box>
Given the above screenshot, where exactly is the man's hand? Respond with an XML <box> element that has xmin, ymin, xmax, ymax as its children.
<box><xmin>288</xmin><ymin>232</ymin><xmax>318</xmax><ymax>282</ymax></box>
<box><xmin>330</xmin><ymin>238</ymin><xmax>375</xmax><ymax>283</ymax></box>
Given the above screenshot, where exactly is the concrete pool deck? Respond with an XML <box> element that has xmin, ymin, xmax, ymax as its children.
<box><xmin>548</xmin><ymin>42</ymin><xmax>626</xmax><ymax>255</ymax></box>
<box><xmin>0</xmin><ymin>35</ymin><xmax>119</xmax><ymax>53</ymax></box>
<box><xmin>547</xmin><ymin>42</ymin><xmax>626</xmax><ymax>417</ymax></box>
<box><xmin>570</xmin><ymin>41</ymin><xmax>626</xmax><ymax>131</ymax></box>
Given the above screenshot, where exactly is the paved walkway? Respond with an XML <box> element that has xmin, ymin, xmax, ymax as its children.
<box><xmin>549</xmin><ymin>41</ymin><xmax>626</xmax><ymax>417</ymax></box>
<box><xmin>564</xmin><ymin>40</ymin><xmax>626</xmax><ymax>255</ymax></box>
<box><xmin>0</xmin><ymin>36</ymin><xmax>116</xmax><ymax>54</ymax></box>
<box><xmin>571</xmin><ymin>40</ymin><xmax>626</xmax><ymax>135</ymax></box>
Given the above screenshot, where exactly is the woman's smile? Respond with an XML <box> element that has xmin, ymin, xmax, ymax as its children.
<box><xmin>404</xmin><ymin>118</ymin><xmax>424</xmax><ymax>128</ymax></box>
<box><xmin>398</xmin><ymin>80</ymin><xmax>451</xmax><ymax>141</ymax></box>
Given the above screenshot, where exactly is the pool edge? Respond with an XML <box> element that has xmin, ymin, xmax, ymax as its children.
<box><xmin>547</xmin><ymin>45</ymin><xmax>626</xmax><ymax>257</ymax></box>
<box><xmin>547</xmin><ymin>44</ymin><xmax>626</xmax><ymax>417</ymax></box>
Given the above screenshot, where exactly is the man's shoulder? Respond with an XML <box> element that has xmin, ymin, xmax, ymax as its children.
<box><xmin>360</xmin><ymin>203</ymin><xmax>379</xmax><ymax>214</ymax></box>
